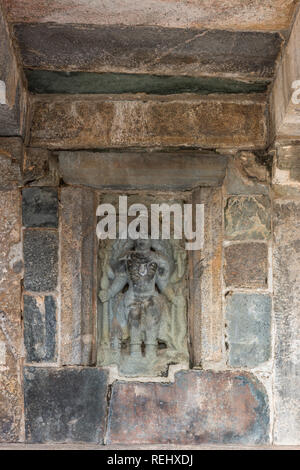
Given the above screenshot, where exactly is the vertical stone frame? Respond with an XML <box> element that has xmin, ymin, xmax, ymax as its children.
<box><xmin>60</xmin><ymin>187</ymin><xmax>98</xmax><ymax>366</ymax></box>
<box><xmin>189</xmin><ymin>187</ymin><xmax>224</xmax><ymax>368</ymax></box>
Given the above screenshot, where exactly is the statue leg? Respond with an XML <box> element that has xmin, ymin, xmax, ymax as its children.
<box><xmin>128</xmin><ymin>305</ymin><xmax>142</xmax><ymax>357</ymax></box>
<box><xmin>144</xmin><ymin>297</ymin><xmax>160</xmax><ymax>358</ymax></box>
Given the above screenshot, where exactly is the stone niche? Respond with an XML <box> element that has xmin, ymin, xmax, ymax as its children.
<box><xmin>57</xmin><ymin>149</ymin><xmax>228</xmax><ymax>376</ymax></box>
<box><xmin>97</xmin><ymin>194</ymin><xmax>189</xmax><ymax>377</ymax></box>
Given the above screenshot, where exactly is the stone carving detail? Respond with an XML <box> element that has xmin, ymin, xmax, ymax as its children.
<box><xmin>97</xmin><ymin>236</ymin><xmax>188</xmax><ymax>376</ymax></box>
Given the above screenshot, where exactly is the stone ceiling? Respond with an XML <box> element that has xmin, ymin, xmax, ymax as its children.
<box><xmin>3</xmin><ymin>0</ymin><xmax>300</xmax><ymax>96</ymax></box>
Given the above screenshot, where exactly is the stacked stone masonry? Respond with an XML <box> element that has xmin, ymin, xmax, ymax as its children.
<box><xmin>0</xmin><ymin>135</ymin><xmax>299</xmax><ymax>445</ymax></box>
<box><xmin>1</xmin><ymin>1</ymin><xmax>300</xmax><ymax>447</ymax></box>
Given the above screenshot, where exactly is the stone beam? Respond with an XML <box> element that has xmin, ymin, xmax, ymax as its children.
<box><xmin>12</xmin><ymin>23</ymin><xmax>283</xmax><ymax>81</ymax></box>
<box><xmin>58</xmin><ymin>151</ymin><xmax>228</xmax><ymax>190</ymax></box>
<box><xmin>270</xmin><ymin>7</ymin><xmax>300</xmax><ymax>142</ymax></box>
<box><xmin>0</xmin><ymin>4</ymin><xmax>27</xmax><ymax>136</ymax></box>
<box><xmin>4</xmin><ymin>0</ymin><xmax>298</xmax><ymax>32</ymax></box>
<box><xmin>29</xmin><ymin>94</ymin><xmax>267</xmax><ymax>150</ymax></box>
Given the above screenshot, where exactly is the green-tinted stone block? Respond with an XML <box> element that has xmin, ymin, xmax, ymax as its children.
<box><xmin>225</xmin><ymin>195</ymin><xmax>271</xmax><ymax>240</ymax></box>
<box><xmin>226</xmin><ymin>293</ymin><xmax>272</xmax><ymax>368</ymax></box>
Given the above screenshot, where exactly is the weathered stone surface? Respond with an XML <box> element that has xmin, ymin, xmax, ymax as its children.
<box><xmin>276</xmin><ymin>145</ymin><xmax>300</xmax><ymax>183</ymax></box>
<box><xmin>14</xmin><ymin>23</ymin><xmax>282</xmax><ymax>80</ymax></box>
<box><xmin>273</xmin><ymin>200</ymin><xmax>300</xmax><ymax>444</ymax></box>
<box><xmin>226</xmin><ymin>293</ymin><xmax>271</xmax><ymax>368</ymax></box>
<box><xmin>0</xmin><ymin>190</ymin><xmax>23</xmax><ymax>442</ymax></box>
<box><xmin>4</xmin><ymin>0</ymin><xmax>296</xmax><ymax>31</ymax></box>
<box><xmin>189</xmin><ymin>188</ymin><xmax>224</xmax><ymax>367</ymax></box>
<box><xmin>23</xmin><ymin>147</ymin><xmax>59</xmax><ymax>186</ymax></box>
<box><xmin>23</xmin><ymin>229</ymin><xmax>58</xmax><ymax>292</ymax></box>
<box><xmin>107</xmin><ymin>370</ymin><xmax>269</xmax><ymax>445</ymax></box>
<box><xmin>24</xmin><ymin>295</ymin><xmax>57</xmax><ymax>363</ymax></box>
<box><xmin>0</xmin><ymin>137</ymin><xmax>22</xmax><ymax>189</ymax></box>
<box><xmin>225</xmin><ymin>195</ymin><xmax>271</xmax><ymax>240</ymax></box>
<box><xmin>30</xmin><ymin>95</ymin><xmax>267</xmax><ymax>150</ymax></box>
<box><xmin>270</xmin><ymin>7</ymin><xmax>300</xmax><ymax>141</ymax></box>
<box><xmin>60</xmin><ymin>187</ymin><xmax>97</xmax><ymax>365</ymax></box>
<box><xmin>59</xmin><ymin>151</ymin><xmax>227</xmax><ymax>190</ymax></box>
<box><xmin>224</xmin><ymin>242</ymin><xmax>268</xmax><ymax>288</ymax></box>
<box><xmin>24</xmin><ymin>367</ymin><xmax>108</xmax><ymax>443</ymax></box>
<box><xmin>22</xmin><ymin>187</ymin><xmax>58</xmax><ymax>228</ymax></box>
<box><xmin>0</xmin><ymin>5</ymin><xmax>27</xmax><ymax>136</ymax></box>
<box><xmin>26</xmin><ymin>70</ymin><xmax>269</xmax><ymax>96</ymax></box>
<box><xmin>225</xmin><ymin>152</ymin><xmax>270</xmax><ymax>195</ymax></box>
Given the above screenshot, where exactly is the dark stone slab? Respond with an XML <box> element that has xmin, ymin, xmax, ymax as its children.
<box><xmin>224</xmin><ymin>242</ymin><xmax>268</xmax><ymax>288</ymax></box>
<box><xmin>24</xmin><ymin>367</ymin><xmax>108</xmax><ymax>443</ymax></box>
<box><xmin>24</xmin><ymin>229</ymin><xmax>58</xmax><ymax>292</ymax></box>
<box><xmin>226</xmin><ymin>293</ymin><xmax>272</xmax><ymax>367</ymax></box>
<box><xmin>24</xmin><ymin>295</ymin><xmax>57</xmax><ymax>362</ymax></box>
<box><xmin>25</xmin><ymin>70</ymin><xmax>269</xmax><ymax>95</ymax></box>
<box><xmin>22</xmin><ymin>187</ymin><xmax>58</xmax><ymax>228</ymax></box>
<box><xmin>107</xmin><ymin>370</ymin><xmax>269</xmax><ymax>445</ymax></box>
<box><xmin>14</xmin><ymin>24</ymin><xmax>282</xmax><ymax>79</ymax></box>
<box><xmin>59</xmin><ymin>151</ymin><xmax>228</xmax><ymax>190</ymax></box>
<box><xmin>225</xmin><ymin>195</ymin><xmax>271</xmax><ymax>240</ymax></box>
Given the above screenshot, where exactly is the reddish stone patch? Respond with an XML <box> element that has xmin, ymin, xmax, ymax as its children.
<box><xmin>107</xmin><ymin>370</ymin><xmax>269</xmax><ymax>445</ymax></box>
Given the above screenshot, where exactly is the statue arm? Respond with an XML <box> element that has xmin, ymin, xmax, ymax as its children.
<box><xmin>154</xmin><ymin>252</ymin><xmax>173</xmax><ymax>292</ymax></box>
<box><xmin>99</xmin><ymin>273</ymin><xmax>128</xmax><ymax>303</ymax></box>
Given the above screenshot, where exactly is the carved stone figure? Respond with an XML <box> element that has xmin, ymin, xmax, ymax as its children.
<box><xmin>97</xmin><ymin>235</ymin><xmax>188</xmax><ymax>376</ymax></box>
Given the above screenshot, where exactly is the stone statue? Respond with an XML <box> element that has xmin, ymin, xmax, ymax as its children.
<box><xmin>97</xmin><ymin>235</ymin><xmax>188</xmax><ymax>376</ymax></box>
<box><xmin>99</xmin><ymin>238</ymin><xmax>174</xmax><ymax>361</ymax></box>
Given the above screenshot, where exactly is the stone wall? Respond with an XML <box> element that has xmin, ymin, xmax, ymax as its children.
<box><xmin>1</xmin><ymin>139</ymin><xmax>299</xmax><ymax>446</ymax></box>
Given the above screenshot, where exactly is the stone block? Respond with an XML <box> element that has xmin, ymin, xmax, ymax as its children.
<box><xmin>225</xmin><ymin>153</ymin><xmax>270</xmax><ymax>195</ymax></box>
<box><xmin>107</xmin><ymin>370</ymin><xmax>269</xmax><ymax>445</ymax></box>
<box><xmin>0</xmin><ymin>137</ymin><xmax>22</xmax><ymax>189</ymax></box>
<box><xmin>29</xmin><ymin>94</ymin><xmax>267</xmax><ymax>150</ymax></box>
<box><xmin>23</xmin><ymin>147</ymin><xmax>59</xmax><ymax>186</ymax></box>
<box><xmin>24</xmin><ymin>229</ymin><xmax>58</xmax><ymax>292</ymax></box>
<box><xmin>273</xmin><ymin>200</ymin><xmax>300</xmax><ymax>444</ymax></box>
<box><xmin>24</xmin><ymin>295</ymin><xmax>57</xmax><ymax>363</ymax></box>
<box><xmin>22</xmin><ymin>187</ymin><xmax>58</xmax><ymax>228</ymax></box>
<box><xmin>60</xmin><ymin>187</ymin><xmax>97</xmax><ymax>365</ymax></box>
<box><xmin>13</xmin><ymin>23</ymin><xmax>282</xmax><ymax>80</ymax></box>
<box><xmin>226</xmin><ymin>293</ymin><xmax>271</xmax><ymax>368</ymax></box>
<box><xmin>0</xmin><ymin>190</ymin><xmax>23</xmax><ymax>442</ymax></box>
<box><xmin>0</xmin><ymin>5</ymin><xmax>27</xmax><ymax>136</ymax></box>
<box><xmin>224</xmin><ymin>242</ymin><xmax>268</xmax><ymax>288</ymax></box>
<box><xmin>24</xmin><ymin>367</ymin><xmax>108</xmax><ymax>443</ymax></box>
<box><xmin>225</xmin><ymin>195</ymin><xmax>271</xmax><ymax>240</ymax></box>
<box><xmin>270</xmin><ymin>8</ymin><xmax>300</xmax><ymax>140</ymax></box>
<box><xmin>4</xmin><ymin>0</ymin><xmax>295</xmax><ymax>32</ymax></box>
<box><xmin>59</xmin><ymin>151</ymin><xmax>227</xmax><ymax>190</ymax></box>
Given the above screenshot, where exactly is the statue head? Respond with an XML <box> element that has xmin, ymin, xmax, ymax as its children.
<box><xmin>135</xmin><ymin>238</ymin><xmax>151</xmax><ymax>252</ymax></box>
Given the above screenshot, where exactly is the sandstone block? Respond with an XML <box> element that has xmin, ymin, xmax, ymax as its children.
<box><xmin>224</xmin><ymin>242</ymin><xmax>268</xmax><ymax>288</ymax></box>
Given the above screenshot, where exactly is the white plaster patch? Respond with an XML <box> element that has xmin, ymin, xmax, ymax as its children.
<box><xmin>0</xmin><ymin>81</ymin><xmax>6</xmax><ymax>105</ymax></box>
<box><xmin>0</xmin><ymin>341</ymin><xmax>6</xmax><ymax>365</ymax></box>
<box><xmin>273</xmin><ymin>167</ymin><xmax>293</xmax><ymax>184</ymax></box>
<box><xmin>105</xmin><ymin>363</ymin><xmax>189</xmax><ymax>384</ymax></box>
<box><xmin>8</xmin><ymin>242</ymin><xmax>23</xmax><ymax>272</ymax></box>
